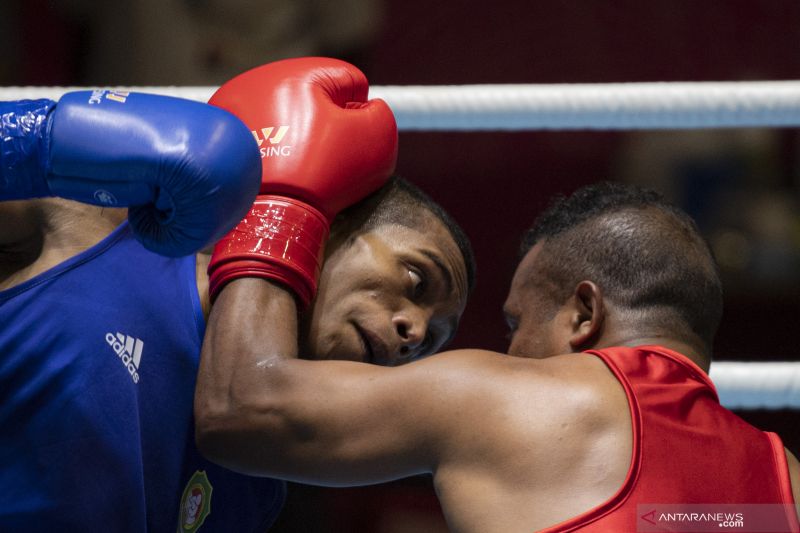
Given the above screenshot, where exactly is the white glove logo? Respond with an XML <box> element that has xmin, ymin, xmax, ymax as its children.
<box><xmin>252</xmin><ymin>126</ymin><xmax>291</xmax><ymax>157</ymax></box>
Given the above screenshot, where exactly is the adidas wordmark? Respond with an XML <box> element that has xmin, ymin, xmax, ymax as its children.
<box><xmin>105</xmin><ymin>332</ymin><xmax>143</xmax><ymax>384</ymax></box>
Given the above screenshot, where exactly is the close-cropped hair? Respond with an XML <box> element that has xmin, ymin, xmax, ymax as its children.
<box><xmin>521</xmin><ymin>181</ymin><xmax>723</xmax><ymax>351</ymax></box>
<box><xmin>333</xmin><ymin>175</ymin><xmax>476</xmax><ymax>294</ymax></box>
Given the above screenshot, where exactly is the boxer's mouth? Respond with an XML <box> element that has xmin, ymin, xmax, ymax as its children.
<box><xmin>356</xmin><ymin>324</ymin><xmax>388</xmax><ymax>365</ymax></box>
<box><xmin>355</xmin><ymin>324</ymin><xmax>375</xmax><ymax>364</ymax></box>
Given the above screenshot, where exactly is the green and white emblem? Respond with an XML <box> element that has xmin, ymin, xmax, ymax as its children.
<box><xmin>178</xmin><ymin>470</ymin><xmax>213</xmax><ymax>532</ymax></box>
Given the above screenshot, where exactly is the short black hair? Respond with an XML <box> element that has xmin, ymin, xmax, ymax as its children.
<box><xmin>333</xmin><ymin>176</ymin><xmax>476</xmax><ymax>294</ymax></box>
<box><xmin>521</xmin><ymin>181</ymin><xmax>722</xmax><ymax>353</ymax></box>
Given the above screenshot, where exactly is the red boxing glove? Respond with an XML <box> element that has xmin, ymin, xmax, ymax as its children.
<box><xmin>207</xmin><ymin>57</ymin><xmax>398</xmax><ymax>307</ymax></box>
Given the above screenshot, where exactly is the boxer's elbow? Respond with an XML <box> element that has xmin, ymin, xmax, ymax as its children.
<box><xmin>194</xmin><ymin>395</ymin><xmax>238</xmax><ymax>459</ymax></box>
<box><xmin>194</xmin><ymin>365</ymin><xmax>297</xmax><ymax>475</ymax></box>
<box><xmin>195</xmin><ymin>401</ymin><xmax>291</xmax><ymax>475</ymax></box>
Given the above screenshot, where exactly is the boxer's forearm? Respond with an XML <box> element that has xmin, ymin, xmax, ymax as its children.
<box><xmin>194</xmin><ymin>277</ymin><xmax>300</xmax><ymax>472</ymax></box>
<box><xmin>197</xmin><ymin>276</ymin><xmax>299</xmax><ymax>402</ymax></box>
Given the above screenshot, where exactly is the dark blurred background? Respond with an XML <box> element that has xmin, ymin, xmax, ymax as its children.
<box><xmin>4</xmin><ymin>1</ymin><xmax>799</xmax><ymax>531</ymax></box>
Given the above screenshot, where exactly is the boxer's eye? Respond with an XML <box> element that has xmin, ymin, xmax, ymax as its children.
<box><xmin>504</xmin><ymin>314</ymin><xmax>519</xmax><ymax>340</ymax></box>
<box><xmin>408</xmin><ymin>267</ymin><xmax>427</xmax><ymax>299</ymax></box>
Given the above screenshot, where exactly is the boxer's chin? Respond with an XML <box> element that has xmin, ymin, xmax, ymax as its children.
<box><xmin>317</xmin><ymin>329</ymin><xmax>367</xmax><ymax>363</ymax></box>
<box><xmin>298</xmin><ymin>320</ymin><xmax>365</xmax><ymax>363</ymax></box>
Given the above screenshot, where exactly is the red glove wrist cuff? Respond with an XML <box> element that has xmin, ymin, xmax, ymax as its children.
<box><xmin>207</xmin><ymin>195</ymin><xmax>329</xmax><ymax>308</ymax></box>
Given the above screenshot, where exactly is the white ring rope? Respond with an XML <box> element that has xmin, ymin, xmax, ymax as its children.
<box><xmin>3</xmin><ymin>83</ymin><xmax>800</xmax><ymax>409</ymax></box>
<box><xmin>710</xmin><ymin>363</ymin><xmax>800</xmax><ymax>410</ymax></box>
<box><xmin>3</xmin><ymin>81</ymin><xmax>800</xmax><ymax>130</ymax></box>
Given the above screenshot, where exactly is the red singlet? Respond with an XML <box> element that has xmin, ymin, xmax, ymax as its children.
<box><xmin>541</xmin><ymin>345</ymin><xmax>799</xmax><ymax>532</ymax></box>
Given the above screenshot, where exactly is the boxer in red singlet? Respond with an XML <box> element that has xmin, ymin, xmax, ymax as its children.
<box><xmin>197</xmin><ymin>181</ymin><xmax>799</xmax><ymax>532</ymax></box>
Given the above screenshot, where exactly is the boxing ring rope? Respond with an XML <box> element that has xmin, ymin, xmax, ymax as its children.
<box><xmin>3</xmin><ymin>81</ymin><xmax>800</xmax><ymax>409</ymax></box>
<box><xmin>4</xmin><ymin>81</ymin><xmax>800</xmax><ymax>129</ymax></box>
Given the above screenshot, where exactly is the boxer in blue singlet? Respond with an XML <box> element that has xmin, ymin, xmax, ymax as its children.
<box><xmin>0</xmin><ymin>70</ymin><xmax>475</xmax><ymax>531</ymax></box>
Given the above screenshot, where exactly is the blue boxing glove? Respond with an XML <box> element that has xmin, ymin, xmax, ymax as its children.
<box><xmin>0</xmin><ymin>90</ymin><xmax>261</xmax><ymax>257</ymax></box>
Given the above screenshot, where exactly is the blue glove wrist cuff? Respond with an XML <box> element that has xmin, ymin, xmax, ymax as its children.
<box><xmin>0</xmin><ymin>98</ymin><xmax>55</xmax><ymax>199</ymax></box>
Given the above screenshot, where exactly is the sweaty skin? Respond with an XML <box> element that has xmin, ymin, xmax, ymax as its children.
<box><xmin>301</xmin><ymin>221</ymin><xmax>467</xmax><ymax>364</ymax></box>
<box><xmin>195</xmin><ymin>240</ymin><xmax>800</xmax><ymax>533</ymax></box>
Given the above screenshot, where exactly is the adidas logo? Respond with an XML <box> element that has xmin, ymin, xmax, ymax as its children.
<box><xmin>105</xmin><ymin>332</ymin><xmax>143</xmax><ymax>384</ymax></box>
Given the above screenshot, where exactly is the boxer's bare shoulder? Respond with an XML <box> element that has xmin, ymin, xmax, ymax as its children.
<box><xmin>0</xmin><ymin>198</ymin><xmax>126</xmax><ymax>290</ymax></box>
<box><xmin>432</xmin><ymin>352</ymin><xmax>632</xmax><ymax>532</ymax></box>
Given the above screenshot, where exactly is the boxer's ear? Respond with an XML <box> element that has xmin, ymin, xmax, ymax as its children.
<box><xmin>567</xmin><ymin>280</ymin><xmax>604</xmax><ymax>350</ymax></box>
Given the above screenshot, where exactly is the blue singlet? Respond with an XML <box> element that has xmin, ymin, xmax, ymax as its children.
<box><xmin>0</xmin><ymin>222</ymin><xmax>285</xmax><ymax>532</ymax></box>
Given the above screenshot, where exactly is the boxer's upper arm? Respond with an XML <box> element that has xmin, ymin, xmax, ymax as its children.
<box><xmin>196</xmin><ymin>348</ymin><xmax>502</xmax><ymax>486</ymax></box>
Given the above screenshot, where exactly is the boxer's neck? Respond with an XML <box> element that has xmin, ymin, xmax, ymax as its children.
<box><xmin>0</xmin><ymin>199</ymin><xmax>126</xmax><ymax>291</ymax></box>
